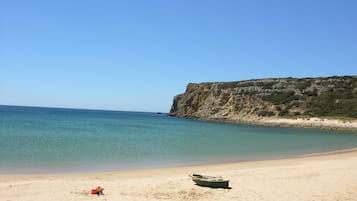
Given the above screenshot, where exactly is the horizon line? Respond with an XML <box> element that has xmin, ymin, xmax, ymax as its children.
<box><xmin>0</xmin><ymin>104</ymin><xmax>168</xmax><ymax>114</ymax></box>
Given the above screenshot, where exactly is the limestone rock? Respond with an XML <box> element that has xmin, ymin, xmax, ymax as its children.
<box><xmin>169</xmin><ymin>76</ymin><xmax>357</xmax><ymax>121</ymax></box>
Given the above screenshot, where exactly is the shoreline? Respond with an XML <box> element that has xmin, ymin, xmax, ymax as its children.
<box><xmin>196</xmin><ymin>116</ymin><xmax>357</xmax><ymax>131</ymax></box>
<box><xmin>2</xmin><ymin>146</ymin><xmax>357</xmax><ymax>175</ymax></box>
<box><xmin>2</xmin><ymin>149</ymin><xmax>357</xmax><ymax>201</ymax></box>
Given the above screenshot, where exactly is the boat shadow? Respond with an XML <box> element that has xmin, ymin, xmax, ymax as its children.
<box><xmin>194</xmin><ymin>184</ymin><xmax>232</xmax><ymax>189</ymax></box>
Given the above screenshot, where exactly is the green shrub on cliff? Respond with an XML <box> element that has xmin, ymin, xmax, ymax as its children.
<box><xmin>262</xmin><ymin>91</ymin><xmax>299</xmax><ymax>105</ymax></box>
<box><xmin>309</xmin><ymin>90</ymin><xmax>357</xmax><ymax>118</ymax></box>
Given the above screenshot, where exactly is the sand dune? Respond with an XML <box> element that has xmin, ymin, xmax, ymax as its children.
<box><xmin>1</xmin><ymin>150</ymin><xmax>357</xmax><ymax>201</ymax></box>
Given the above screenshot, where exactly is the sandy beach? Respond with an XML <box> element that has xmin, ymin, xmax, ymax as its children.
<box><xmin>217</xmin><ymin>116</ymin><xmax>357</xmax><ymax>131</ymax></box>
<box><xmin>258</xmin><ymin>117</ymin><xmax>357</xmax><ymax>130</ymax></box>
<box><xmin>1</xmin><ymin>150</ymin><xmax>357</xmax><ymax>201</ymax></box>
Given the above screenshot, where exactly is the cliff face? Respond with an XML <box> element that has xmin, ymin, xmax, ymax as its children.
<box><xmin>169</xmin><ymin>76</ymin><xmax>357</xmax><ymax>121</ymax></box>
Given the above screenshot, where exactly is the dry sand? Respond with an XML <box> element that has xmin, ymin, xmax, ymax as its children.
<box><xmin>260</xmin><ymin>117</ymin><xmax>357</xmax><ymax>130</ymax></box>
<box><xmin>1</xmin><ymin>150</ymin><xmax>357</xmax><ymax>201</ymax></box>
<box><xmin>226</xmin><ymin>116</ymin><xmax>357</xmax><ymax>131</ymax></box>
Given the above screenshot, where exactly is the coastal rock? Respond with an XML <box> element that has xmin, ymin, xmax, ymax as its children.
<box><xmin>169</xmin><ymin>76</ymin><xmax>357</xmax><ymax>125</ymax></box>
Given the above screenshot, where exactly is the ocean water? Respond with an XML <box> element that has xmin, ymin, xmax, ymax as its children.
<box><xmin>1</xmin><ymin>105</ymin><xmax>357</xmax><ymax>173</ymax></box>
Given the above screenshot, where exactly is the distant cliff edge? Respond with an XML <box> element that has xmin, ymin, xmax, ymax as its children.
<box><xmin>169</xmin><ymin>76</ymin><xmax>357</xmax><ymax>130</ymax></box>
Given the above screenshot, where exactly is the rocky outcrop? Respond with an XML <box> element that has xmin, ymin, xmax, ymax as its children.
<box><xmin>169</xmin><ymin>76</ymin><xmax>357</xmax><ymax>123</ymax></box>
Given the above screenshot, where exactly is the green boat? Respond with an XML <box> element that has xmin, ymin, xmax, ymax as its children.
<box><xmin>190</xmin><ymin>174</ymin><xmax>229</xmax><ymax>189</ymax></box>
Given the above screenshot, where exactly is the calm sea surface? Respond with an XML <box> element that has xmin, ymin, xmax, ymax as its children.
<box><xmin>1</xmin><ymin>105</ymin><xmax>357</xmax><ymax>173</ymax></box>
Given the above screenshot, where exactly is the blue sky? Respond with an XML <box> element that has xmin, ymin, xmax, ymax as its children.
<box><xmin>1</xmin><ymin>0</ymin><xmax>356</xmax><ymax>112</ymax></box>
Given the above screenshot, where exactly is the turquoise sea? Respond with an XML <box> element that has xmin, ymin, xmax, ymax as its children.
<box><xmin>1</xmin><ymin>105</ymin><xmax>357</xmax><ymax>173</ymax></box>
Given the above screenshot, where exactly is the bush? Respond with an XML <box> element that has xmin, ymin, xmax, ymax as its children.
<box><xmin>217</xmin><ymin>82</ymin><xmax>240</xmax><ymax>89</ymax></box>
<box><xmin>262</xmin><ymin>91</ymin><xmax>299</xmax><ymax>105</ymax></box>
<box><xmin>309</xmin><ymin>90</ymin><xmax>357</xmax><ymax>118</ymax></box>
<box><xmin>257</xmin><ymin>111</ymin><xmax>275</xmax><ymax>117</ymax></box>
<box><xmin>303</xmin><ymin>89</ymin><xmax>318</xmax><ymax>96</ymax></box>
<box><xmin>279</xmin><ymin>110</ymin><xmax>289</xmax><ymax>116</ymax></box>
<box><xmin>295</xmin><ymin>80</ymin><xmax>312</xmax><ymax>91</ymax></box>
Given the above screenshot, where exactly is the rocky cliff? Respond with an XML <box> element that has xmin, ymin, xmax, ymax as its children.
<box><xmin>169</xmin><ymin>76</ymin><xmax>357</xmax><ymax>122</ymax></box>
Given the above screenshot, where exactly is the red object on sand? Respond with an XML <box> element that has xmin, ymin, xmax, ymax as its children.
<box><xmin>91</xmin><ymin>189</ymin><xmax>97</xmax><ymax>194</ymax></box>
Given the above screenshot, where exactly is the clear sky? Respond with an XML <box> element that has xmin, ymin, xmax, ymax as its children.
<box><xmin>1</xmin><ymin>0</ymin><xmax>356</xmax><ymax>112</ymax></box>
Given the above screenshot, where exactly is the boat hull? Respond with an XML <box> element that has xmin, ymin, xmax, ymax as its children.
<box><xmin>191</xmin><ymin>174</ymin><xmax>229</xmax><ymax>189</ymax></box>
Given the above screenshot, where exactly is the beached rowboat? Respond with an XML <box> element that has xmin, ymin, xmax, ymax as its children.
<box><xmin>190</xmin><ymin>174</ymin><xmax>229</xmax><ymax>188</ymax></box>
